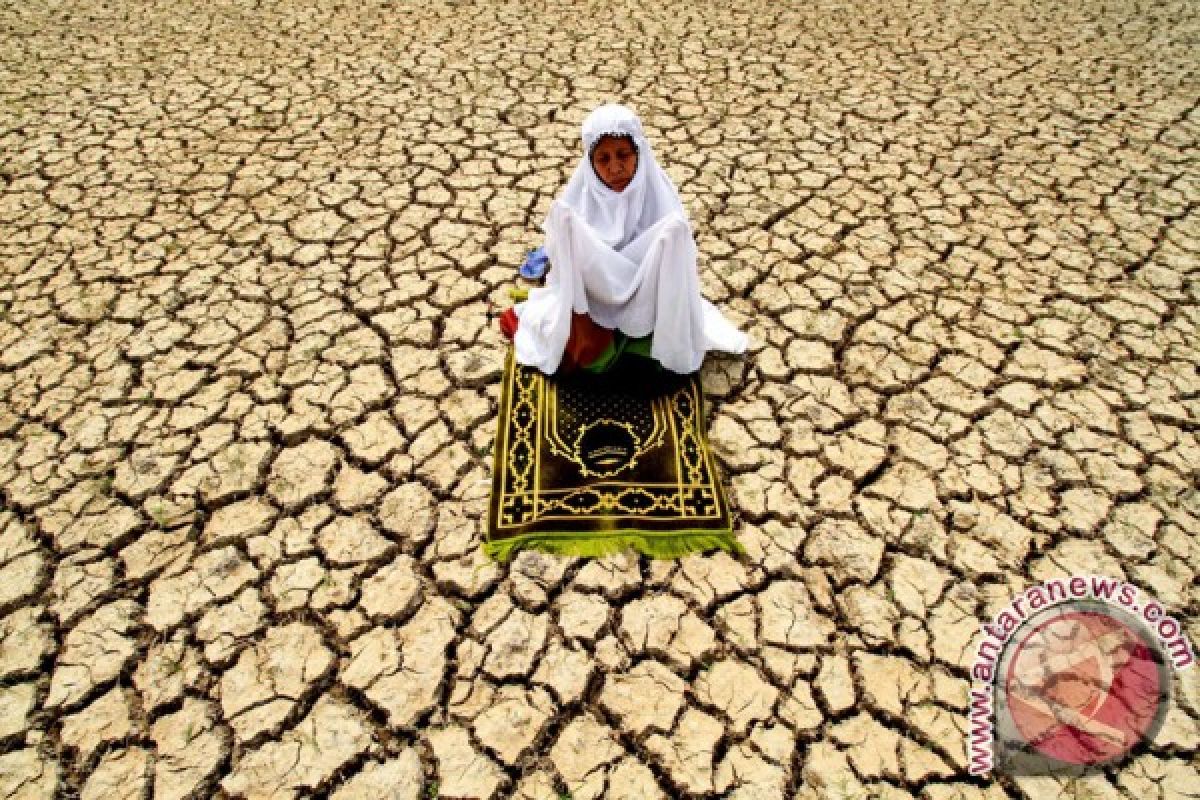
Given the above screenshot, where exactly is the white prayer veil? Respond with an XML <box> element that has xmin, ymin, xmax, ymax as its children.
<box><xmin>513</xmin><ymin>102</ymin><xmax>749</xmax><ymax>375</ymax></box>
<box><xmin>554</xmin><ymin>104</ymin><xmax>688</xmax><ymax>250</ymax></box>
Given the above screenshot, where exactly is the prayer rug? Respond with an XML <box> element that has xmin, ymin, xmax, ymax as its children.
<box><xmin>484</xmin><ymin>347</ymin><xmax>744</xmax><ymax>562</ymax></box>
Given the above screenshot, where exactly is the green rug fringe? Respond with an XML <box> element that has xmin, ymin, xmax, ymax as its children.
<box><xmin>484</xmin><ymin>531</ymin><xmax>746</xmax><ymax>564</ymax></box>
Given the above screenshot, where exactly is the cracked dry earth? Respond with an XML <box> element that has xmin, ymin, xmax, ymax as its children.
<box><xmin>0</xmin><ymin>0</ymin><xmax>1198</xmax><ymax>798</ymax></box>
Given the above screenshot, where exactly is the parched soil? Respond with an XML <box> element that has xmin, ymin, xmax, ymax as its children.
<box><xmin>0</xmin><ymin>0</ymin><xmax>1197</xmax><ymax>798</ymax></box>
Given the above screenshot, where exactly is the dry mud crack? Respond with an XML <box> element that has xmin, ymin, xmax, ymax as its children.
<box><xmin>1</xmin><ymin>0</ymin><xmax>1198</xmax><ymax>798</ymax></box>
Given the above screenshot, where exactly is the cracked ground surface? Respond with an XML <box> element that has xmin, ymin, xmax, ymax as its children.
<box><xmin>1</xmin><ymin>0</ymin><xmax>1198</xmax><ymax>797</ymax></box>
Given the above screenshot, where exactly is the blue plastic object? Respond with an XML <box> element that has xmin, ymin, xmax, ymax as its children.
<box><xmin>519</xmin><ymin>246</ymin><xmax>549</xmax><ymax>280</ymax></box>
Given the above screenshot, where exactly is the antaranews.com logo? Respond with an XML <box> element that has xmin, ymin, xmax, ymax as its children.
<box><xmin>968</xmin><ymin>575</ymin><xmax>1195</xmax><ymax>776</ymax></box>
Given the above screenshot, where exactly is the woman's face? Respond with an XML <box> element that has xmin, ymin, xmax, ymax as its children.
<box><xmin>590</xmin><ymin>135</ymin><xmax>638</xmax><ymax>192</ymax></box>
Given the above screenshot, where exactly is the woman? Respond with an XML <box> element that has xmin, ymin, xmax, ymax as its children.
<box><xmin>502</xmin><ymin>103</ymin><xmax>749</xmax><ymax>375</ymax></box>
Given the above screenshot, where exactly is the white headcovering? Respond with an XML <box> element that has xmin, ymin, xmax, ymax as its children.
<box><xmin>551</xmin><ymin>103</ymin><xmax>687</xmax><ymax>250</ymax></box>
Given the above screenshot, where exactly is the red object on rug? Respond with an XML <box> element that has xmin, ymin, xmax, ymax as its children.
<box><xmin>499</xmin><ymin>307</ymin><xmax>519</xmax><ymax>340</ymax></box>
<box><xmin>497</xmin><ymin>308</ymin><xmax>613</xmax><ymax>373</ymax></box>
